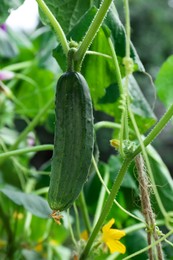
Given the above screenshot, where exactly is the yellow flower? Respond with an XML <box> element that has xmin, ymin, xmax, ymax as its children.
<box><xmin>0</xmin><ymin>240</ymin><xmax>7</xmax><ymax>249</ymax></box>
<box><xmin>13</xmin><ymin>211</ymin><xmax>24</xmax><ymax>220</ymax></box>
<box><xmin>102</xmin><ymin>219</ymin><xmax>126</xmax><ymax>254</ymax></box>
<box><xmin>80</xmin><ymin>230</ymin><xmax>89</xmax><ymax>241</ymax></box>
<box><xmin>110</xmin><ymin>139</ymin><xmax>120</xmax><ymax>150</ymax></box>
<box><xmin>34</xmin><ymin>243</ymin><xmax>43</xmax><ymax>252</ymax></box>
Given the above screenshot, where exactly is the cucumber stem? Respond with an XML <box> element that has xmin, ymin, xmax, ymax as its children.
<box><xmin>74</xmin><ymin>0</ymin><xmax>113</xmax><ymax>66</ymax></box>
<box><xmin>79</xmin><ymin>157</ymin><xmax>131</xmax><ymax>259</ymax></box>
<box><xmin>79</xmin><ymin>192</ymin><xmax>92</xmax><ymax>234</ymax></box>
<box><xmin>0</xmin><ymin>145</ymin><xmax>53</xmax><ymax>160</ymax></box>
<box><xmin>35</xmin><ymin>0</ymin><xmax>69</xmax><ymax>55</ymax></box>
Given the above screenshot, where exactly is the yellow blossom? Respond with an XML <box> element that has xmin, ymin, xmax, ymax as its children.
<box><xmin>102</xmin><ymin>219</ymin><xmax>126</xmax><ymax>254</ymax></box>
<box><xmin>110</xmin><ymin>139</ymin><xmax>120</xmax><ymax>150</ymax></box>
<box><xmin>0</xmin><ymin>240</ymin><xmax>7</xmax><ymax>249</ymax></box>
<box><xmin>49</xmin><ymin>239</ymin><xmax>59</xmax><ymax>246</ymax></box>
<box><xmin>13</xmin><ymin>211</ymin><xmax>24</xmax><ymax>220</ymax></box>
<box><xmin>80</xmin><ymin>230</ymin><xmax>89</xmax><ymax>241</ymax></box>
<box><xmin>34</xmin><ymin>243</ymin><xmax>43</xmax><ymax>252</ymax></box>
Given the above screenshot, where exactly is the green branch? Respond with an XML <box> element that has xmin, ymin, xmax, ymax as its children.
<box><xmin>36</xmin><ymin>0</ymin><xmax>69</xmax><ymax>55</ymax></box>
<box><xmin>132</xmin><ymin>103</ymin><xmax>173</xmax><ymax>158</ymax></box>
<box><xmin>10</xmin><ymin>98</ymin><xmax>53</xmax><ymax>151</ymax></box>
<box><xmin>79</xmin><ymin>157</ymin><xmax>131</xmax><ymax>259</ymax></box>
<box><xmin>124</xmin><ymin>229</ymin><xmax>173</xmax><ymax>260</ymax></box>
<box><xmin>74</xmin><ymin>0</ymin><xmax>113</xmax><ymax>65</ymax></box>
<box><xmin>0</xmin><ymin>145</ymin><xmax>53</xmax><ymax>160</ymax></box>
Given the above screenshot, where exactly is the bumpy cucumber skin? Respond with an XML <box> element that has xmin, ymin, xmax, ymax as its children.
<box><xmin>48</xmin><ymin>72</ymin><xmax>94</xmax><ymax>211</ymax></box>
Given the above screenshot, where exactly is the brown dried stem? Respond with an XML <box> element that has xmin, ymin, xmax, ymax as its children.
<box><xmin>135</xmin><ymin>154</ymin><xmax>164</xmax><ymax>260</ymax></box>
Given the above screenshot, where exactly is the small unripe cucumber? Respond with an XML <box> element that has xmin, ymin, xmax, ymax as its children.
<box><xmin>48</xmin><ymin>72</ymin><xmax>94</xmax><ymax>211</ymax></box>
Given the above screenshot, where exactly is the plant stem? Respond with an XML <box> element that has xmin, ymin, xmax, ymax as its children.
<box><xmin>92</xmin><ymin>156</ymin><xmax>144</xmax><ymax>223</ymax></box>
<box><xmin>123</xmin><ymin>229</ymin><xmax>173</xmax><ymax>260</ymax></box>
<box><xmin>93</xmin><ymin>166</ymin><xmax>109</xmax><ymax>227</ymax></box>
<box><xmin>74</xmin><ymin>0</ymin><xmax>113</xmax><ymax>66</ymax></box>
<box><xmin>0</xmin><ymin>145</ymin><xmax>53</xmax><ymax>160</ymax></box>
<box><xmin>10</xmin><ymin>98</ymin><xmax>53</xmax><ymax>151</ymax></box>
<box><xmin>123</xmin><ymin>0</ymin><xmax>131</xmax><ymax>59</ymax></box>
<box><xmin>107</xmin><ymin>36</ymin><xmax>127</xmax><ymax>156</ymax></box>
<box><xmin>102</xmin><ymin>103</ymin><xmax>173</xmax><ymax>163</ymax></box>
<box><xmin>132</xmin><ymin>103</ymin><xmax>173</xmax><ymax>158</ymax></box>
<box><xmin>108</xmin><ymin>38</ymin><xmax>124</xmax><ymax>95</ymax></box>
<box><xmin>79</xmin><ymin>192</ymin><xmax>91</xmax><ymax>234</ymax></box>
<box><xmin>35</xmin><ymin>0</ymin><xmax>69</xmax><ymax>55</ymax></box>
<box><xmin>124</xmin><ymin>219</ymin><xmax>165</xmax><ymax>235</ymax></box>
<box><xmin>94</xmin><ymin>121</ymin><xmax>121</xmax><ymax>131</ymax></box>
<box><xmin>0</xmin><ymin>203</ymin><xmax>15</xmax><ymax>258</ymax></box>
<box><xmin>3</xmin><ymin>61</ymin><xmax>33</xmax><ymax>71</ymax></box>
<box><xmin>79</xmin><ymin>157</ymin><xmax>131</xmax><ymax>259</ymax></box>
<box><xmin>129</xmin><ymin>107</ymin><xmax>167</xmax><ymax>216</ymax></box>
<box><xmin>73</xmin><ymin>202</ymin><xmax>81</xmax><ymax>240</ymax></box>
<box><xmin>135</xmin><ymin>154</ymin><xmax>163</xmax><ymax>259</ymax></box>
<box><xmin>86</xmin><ymin>50</ymin><xmax>112</xmax><ymax>59</ymax></box>
<box><xmin>67</xmin><ymin>209</ymin><xmax>78</xmax><ymax>247</ymax></box>
<box><xmin>94</xmin><ymin>102</ymin><xmax>173</xmax><ymax>158</ymax></box>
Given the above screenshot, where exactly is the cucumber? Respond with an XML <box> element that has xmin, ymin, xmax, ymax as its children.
<box><xmin>48</xmin><ymin>72</ymin><xmax>94</xmax><ymax>211</ymax></box>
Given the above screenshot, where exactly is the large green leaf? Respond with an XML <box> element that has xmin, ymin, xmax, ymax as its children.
<box><xmin>125</xmin><ymin>230</ymin><xmax>148</xmax><ymax>259</ymax></box>
<box><xmin>81</xmin><ymin>27</ymin><xmax>117</xmax><ymax>102</ymax></box>
<box><xmin>41</xmin><ymin>0</ymin><xmax>98</xmax><ymax>34</ymax></box>
<box><xmin>147</xmin><ymin>145</ymin><xmax>173</xmax><ymax>215</ymax></box>
<box><xmin>0</xmin><ymin>185</ymin><xmax>51</xmax><ymax>218</ymax></box>
<box><xmin>54</xmin><ymin>4</ymin><xmax>154</xmax><ymax>133</ymax></box>
<box><xmin>0</xmin><ymin>0</ymin><xmax>24</xmax><ymax>23</ymax></box>
<box><xmin>13</xmin><ymin>66</ymin><xmax>55</xmax><ymax>118</ymax></box>
<box><xmin>128</xmin><ymin>75</ymin><xmax>156</xmax><ymax>130</ymax></box>
<box><xmin>108</xmin><ymin>155</ymin><xmax>138</xmax><ymax>190</ymax></box>
<box><xmin>97</xmin><ymin>75</ymin><xmax>156</xmax><ymax>134</ymax></box>
<box><xmin>155</xmin><ymin>55</ymin><xmax>173</xmax><ymax>108</ymax></box>
<box><xmin>53</xmin><ymin>6</ymin><xmax>98</xmax><ymax>71</ymax></box>
<box><xmin>0</xmin><ymin>28</ymin><xmax>18</xmax><ymax>58</ymax></box>
<box><xmin>104</xmin><ymin>3</ymin><xmax>144</xmax><ymax>72</ymax></box>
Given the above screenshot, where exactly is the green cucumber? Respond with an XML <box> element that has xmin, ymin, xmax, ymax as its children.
<box><xmin>48</xmin><ymin>72</ymin><xmax>94</xmax><ymax>211</ymax></box>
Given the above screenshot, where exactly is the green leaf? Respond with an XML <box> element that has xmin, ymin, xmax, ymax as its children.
<box><xmin>0</xmin><ymin>185</ymin><xmax>51</xmax><ymax>218</ymax></box>
<box><xmin>53</xmin><ymin>6</ymin><xmax>98</xmax><ymax>71</ymax></box>
<box><xmin>128</xmin><ymin>75</ymin><xmax>156</xmax><ymax>131</ymax></box>
<box><xmin>14</xmin><ymin>66</ymin><xmax>55</xmax><ymax>118</ymax></box>
<box><xmin>0</xmin><ymin>28</ymin><xmax>18</xmax><ymax>58</ymax></box>
<box><xmin>104</xmin><ymin>3</ymin><xmax>145</xmax><ymax>72</ymax></box>
<box><xmin>41</xmin><ymin>0</ymin><xmax>95</xmax><ymax>34</ymax></box>
<box><xmin>155</xmin><ymin>55</ymin><xmax>173</xmax><ymax>108</ymax></box>
<box><xmin>147</xmin><ymin>145</ymin><xmax>173</xmax><ymax>215</ymax></box>
<box><xmin>21</xmin><ymin>250</ymin><xmax>44</xmax><ymax>260</ymax></box>
<box><xmin>125</xmin><ymin>230</ymin><xmax>148</xmax><ymax>259</ymax></box>
<box><xmin>0</xmin><ymin>0</ymin><xmax>24</xmax><ymax>23</ymax></box>
<box><xmin>82</xmin><ymin>27</ymin><xmax>117</xmax><ymax>102</ymax></box>
<box><xmin>97</xmin><ymin>75</ymin><xmax>156</xmax><ymax>134</ymax></box>
<box><xmin>53</xmin><ymin>5</ymin><xmax>154</xmax><ymax>133</ymax></box>
<box><xmin>108</xmin><ymin>155</ymin><xmax>138</xmax><ymax>190</ymax></box>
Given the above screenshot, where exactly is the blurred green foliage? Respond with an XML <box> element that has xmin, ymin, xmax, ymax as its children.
<box><xmin>0</xmin><ymin>0</ymin><xmax>173</xmax><ymax>259</ymax></box>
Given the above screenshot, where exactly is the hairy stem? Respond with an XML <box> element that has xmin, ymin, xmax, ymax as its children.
<box><xmin>133</xmin><ymin>103</ymin><xmax>173</xmax><ymax>158</ymax></box>
<box><xmin>124</xmin><ymin>229</ymin><xmax>173</xmax><ymax>260</ymax></box>
<box><xmin>36</xmin><ymin>0</ymin><xmax>69</xmax><ymax>55</ymax></box>
<box><xmin>79</xmin><ymin>157</ymin><xmax>131</xmax><ymax>259</ymax></box>
<box><xmin>92</xmin><ymin>155</ymin><xmax>144</xmax><ymax>223</ymax></box>
<box><xmin>74</xmin><ymin>0</ymin><xmax>113</xmax><ymax>67</ymax></box>
<box><xmin>135</xmin><ymin>154</ymin><xmax>163</xmax><ymax>259</ymax></box>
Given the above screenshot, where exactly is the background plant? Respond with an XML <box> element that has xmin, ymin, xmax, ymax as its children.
<box><xmin>0</xmin><ymin>0</ymin><xmax>173</xmax><ymax>259</ymax></box>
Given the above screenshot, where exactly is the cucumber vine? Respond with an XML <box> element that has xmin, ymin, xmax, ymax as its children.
<box><xmin>0</xmin><ymin>0</ymin><xmax>173</xmax><ymax>259</ymax></box>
